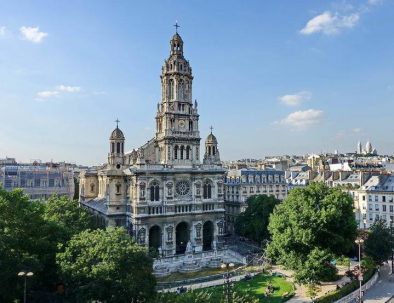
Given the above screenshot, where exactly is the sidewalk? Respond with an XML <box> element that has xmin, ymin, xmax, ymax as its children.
<box><xmin>158</xmin><ymin>272</ymin><xmax>259</xmax><ymax>293</ymax></box>
<box><xmin>363</xmin><ymin>263</ymin><xmax>394</xmax><ymax>303</ymax></box>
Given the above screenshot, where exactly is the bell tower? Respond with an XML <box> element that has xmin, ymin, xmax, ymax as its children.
<box><xmin>155</xmin><ymin>24</ymin><xmax>201</xmax><ymax>166</ymax></box>
<box><xmin>203</xmin><ymin>127</ymin><xmax>221</xmax><ymax>165</ymax></box>
<box><xmin>108</xmin><ymin>119</ymin><xmax>125</xmax><ymax>168</ymax></box>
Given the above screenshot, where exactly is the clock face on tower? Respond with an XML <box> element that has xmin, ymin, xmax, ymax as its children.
<box><xmin>179</xmin><ymin>120</ymin><xmax>185</xmax><ymax>129</ymax></box>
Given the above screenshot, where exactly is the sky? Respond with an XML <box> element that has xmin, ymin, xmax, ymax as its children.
<box><xmin>0</xmin><ymin>0</ymin><xmax>393</xmax><ymax>165</ymax></box>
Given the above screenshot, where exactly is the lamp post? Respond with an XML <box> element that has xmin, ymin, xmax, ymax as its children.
<box><xmin>390</xmin><ymin>219</ymin><xmax>394</xmax><ymax>275</ymax></box>
<box><xmin>355</xmin><ymin>239</ymin><xmax>364</xmax><ymax>303</ymax></box>
<box><xmin>221</xmin><ymin>262</ymin><xmax>234</xmax><ymax>303</ymax></box>
<box><xmin>17</xmin><ymin>271</ymin><xmax>34</xmax><ymax>303</ymax></box>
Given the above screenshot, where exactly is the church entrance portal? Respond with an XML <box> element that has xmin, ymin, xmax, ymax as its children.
<box><xmin>149</xmin><ymin>225</ymin><xmax>161</xmax><ymax>254</ymax></box>
<box><xmin>203</xmin><ymin>221</ymin><xmax>214</xmax><ymax>251</ymax></box>
<box><xmin>176</xmin><ymin>222</ymin><xmax>189</xmax><ymax>254</ymax></box>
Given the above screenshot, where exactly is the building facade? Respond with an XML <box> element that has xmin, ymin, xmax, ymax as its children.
<box><xmin>350</xmin><ymin>175</ymin><xmax>394</xmax><ymax>229</ymax></box>
<box><xmin>79</xmin><ymin>31</ymin><xmax>226</xmax><ymax>257</ymax></box>
<box><xmin>0</xmin><ymin>158</ymin><xmax>75</xmax><ymax>199</ymax></box>
<box><xmin>224</xmin><ymin>168</ymin><xmax>287</xmax><ymax>234</ymax></box>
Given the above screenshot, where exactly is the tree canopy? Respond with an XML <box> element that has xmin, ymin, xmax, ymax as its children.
<box><xmin>43</xmin><ymin>195</ymin><xmax>98</xmax><ymax>240</ymax></box>
<box><xmin>0</xmin><ymin>188</ymin><xmax>105</xmax><ymax>301</ymax></box>
<box><xmin>0</xmin><ymin>188</ymin><xmax>63</xmax><ymax>301</ymax></box>
<box><xmin>267</xmin><ymin>182</ymin><xmax>357</xmax><ymax>283</ymax></box>
<box><xmin>234</xmin><ymin>194</ymin><xmax>280</xmax><ymax>243</ymax></box>
<box><xmin>364</xmin><ymin>219</ymin><xmax>394</xmax><ymax>265</ymax></box>
<box><xmin>57</xmin><ymin>227</ymin><xmax>156</xmax><ymax>303</ymax></box>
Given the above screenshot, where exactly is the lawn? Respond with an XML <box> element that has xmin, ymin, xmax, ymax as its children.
<box><xmin>192</xmin><ymin>273</ymin><xmax>294</xmax><ymax>303</ymax></box>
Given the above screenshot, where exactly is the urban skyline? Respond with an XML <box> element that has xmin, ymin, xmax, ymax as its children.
<box><xmin>1</xmin><ymin>0</ymin><xmax>393</xmax><ymax>165</ymax></box>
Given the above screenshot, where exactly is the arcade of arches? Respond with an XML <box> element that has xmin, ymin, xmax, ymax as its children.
<box><xmin>148</xmin><ymin>221</ymin><xmax>215</xmax><ymax>254</ymax></box>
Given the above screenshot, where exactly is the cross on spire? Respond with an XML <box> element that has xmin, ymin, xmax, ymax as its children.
<box><xmin>210</xmin><ymin>126</ymin><xmax>213</xmax><ymax>134</ymax></box>
<box><xmin>115</xmin><ymin>118</ymin><xmax>120</xmax><ymax>128</ymax></box>
<box><xmin>173</xmin><ymin>21</ymin><xmax>180</xmax><ymax>33</ymax></box>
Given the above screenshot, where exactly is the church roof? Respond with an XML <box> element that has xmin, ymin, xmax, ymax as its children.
<box><xmin>110</xmin><ymin>127</ymin><xmax>125</xmax><ymax>140</ymax></box>
<box><xmin>206</xmin><ymin>133</ymin><xmax>218</xmax><ymax>144</ymax></box>
<box><xmin>171</xmin><ymin>32</ymin><xmax>183</xmax><ymax>43</ymax></box>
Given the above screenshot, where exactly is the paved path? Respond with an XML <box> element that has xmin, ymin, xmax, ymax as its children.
<box><xmin>363</xmin><ymin>263</ymin><xmax>394</xmax><ymax>303</ymax></box>
<box><xmin>158</xmin><ymin>272</ymin><xmax>259</xmax><ymax>293</ymax></box>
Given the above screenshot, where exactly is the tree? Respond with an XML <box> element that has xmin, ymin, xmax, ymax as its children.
<box><xmin>43</xmin><ymin>195</ymin><xmax>99</xmax><ymax>240</ymax></box>
<box><xmin>57</xmin><ymin>227</ymin><xmax>156</xmax><ymax>303</ymax></box>
<box><xmin>0</xmin><ymin>188</ymin><xmax>62</xmax><ymax>301</ymax></box>
<box><xmin>294</xmin><ymin>248</ymin><xmax>337</xmax><ymax>283</ymax></box>
<box><xmin>234</xmin><ymin>195</ymin><xmax>280</xmax><ymax>243</ymax></box>
<box><xmin>267</xmin><ymin>182</ymin><xmax>357</xmax><ymax>283</ymax></box>
<box><xmin>364</xmin><ymin>219</ymin><xmax>394</xmax><ymax>265</ymax></box>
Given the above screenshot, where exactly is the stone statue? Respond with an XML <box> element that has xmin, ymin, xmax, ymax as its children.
<box><xmin>158</xmin><ymin>246</ymin><xmax>162</xmax><ymax>257</ymax></box>
<box><xmin>186</xmin><ymin>241</ymin><xmax>193</xmax><ymax>254</ymax></box>
<box><xmin>137</xmin><ymin>148</ymin><xmax>144</xmax><ymax>159</ymax></box>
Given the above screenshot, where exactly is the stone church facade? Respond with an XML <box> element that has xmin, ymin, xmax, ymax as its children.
<box><xmin>79</xmin><ymin>31</ymin><xmax>225</xmax><ymax>257</ymax></box>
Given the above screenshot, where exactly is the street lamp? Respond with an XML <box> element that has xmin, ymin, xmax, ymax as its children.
<box><xmin>355</xmin><ymin>239</ymin><xmax>364</xmax><ymax>303</ymax></box>
<box><xmin>390</xmin><ymin>219</ymin><xmax>394</xmax><ymax>275</ymax></box>
<box><xmin>18</xmin><ymin>271</ymin><xmax>34</xmax><ymax>303</ymax></box>
<box><xmin>221</xmin><ymin>262</ymin><xmax>234</xmax><ymax>303</ymax></box>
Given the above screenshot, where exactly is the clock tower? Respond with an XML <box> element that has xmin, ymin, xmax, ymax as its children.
<box><xmin>155</xmin><ymin>30</ymin><xmax>200</xmax><ymax>166</ymax></box>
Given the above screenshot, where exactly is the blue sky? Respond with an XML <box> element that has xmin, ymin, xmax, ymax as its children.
<box><xmin>0</xmin><ymin>0</ymin><xmax>393</xmax><ymax>165</ymax></box>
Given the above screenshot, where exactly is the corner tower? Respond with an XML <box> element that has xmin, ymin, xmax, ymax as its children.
<box><xmin>108</xmin><ymin>119</ymin><xmax>125</xmax><ymax>168</ymax></box>
<box><xmin>155</xmin><ymin>29</ymin><xmax>200</xmax><ymax>166</ymax></box>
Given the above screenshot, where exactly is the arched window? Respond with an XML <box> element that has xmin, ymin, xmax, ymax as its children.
<box><xmin>212</xmin><ymin>146</ymin><xmax>216</xmax><ymax>155</ymax></box>
<box><xmin>180</xmin><ymin>145</ymin><xmax>184</xmax><ymax>160</ymax></box>
<box><xmin>116</xmin><ymin>183</ymin><xmax>121</xmax><ymax>194</ymax></box>
<box><xmin>203</xmin><ymin>180</ymin><xmax>212</xmax><ymax>199</ymax></box>
<box><xmin>169</xmin><ymin>79</ymin><xmax>174</xmax><ymax>100</ymax></box>
<box><xmin>174</xmin><ymin>145</ymin><xmax>179</xmax><ymax>159</ymax></box>
<box><xmin>189</xmin><ymin>120</ymin><xmax>193</xmax><ymax>131</ymax></box>
<box><xmin>111</xmin><ymin>142</ymin><xmax>115</xmax><ymax>153</ymax></box>
<box><xmin>186</xmin><ymin>146</ymin><xmax>190</xmax><ymax>160</ymax></box>
<box><xmin>117</xmin><ymin>142</ymin><xmax>120</xmax><ymax>154</ymax></box>
<box><xmin>178</xmin><ymin>80</ymin><xmax>184</xmax><ymax>99</ymax></box>
<box><xmin>150</xmin><ymin>181</ymin><xmax>160</xmax><ymax>201</ymax></box>
<box><xmin>90</xmin><ymin>183</ymin><xmax>95</xmax><ymax>193</ymax></box>
<box><xmin>208</xmin><ymin>146</ymin><xmax>212</xmax><ymax>156</ymax></box>
<box><xmin>121</xmin><ymin>143</ymin><xmax>124</xmax><ymax>153</ymax></box>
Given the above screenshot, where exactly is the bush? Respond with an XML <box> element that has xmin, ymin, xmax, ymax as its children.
<box><xmin>316</xmin><ymin>269</ymin><xmax>375</xmax><ymax>303</ymax></box>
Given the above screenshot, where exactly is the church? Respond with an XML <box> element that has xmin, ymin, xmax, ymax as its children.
<box><xmin>79</xmin><ymin>28</ymin><xmax>226</xmax><ymax>258</ymax></box>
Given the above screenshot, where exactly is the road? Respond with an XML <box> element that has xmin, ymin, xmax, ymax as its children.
<box><xmin>363</xmin><ymin>263</ymin><xmax>394</xmax><ymax>303</ymax></box>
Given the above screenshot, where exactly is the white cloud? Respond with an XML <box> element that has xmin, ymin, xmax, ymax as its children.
<box><xmin>279</xmin><ymin>91</ymin><xmax>311</xmax><ymax>106</ymax></box>
<box><xmin>368</xmin><ymin>0</ymin><xmax>382</xmax><ymax>5</ymax></box>
<box><xmin>20</xmin><ymin>26</ymin><xmax>48</xmax><ymax>43</ymax></box>
<box><xmin>36</xmin><ymin>90</ymin><xmax>59</xmax><ymax>98</ymax></box>
<box><xmin>0</xmin><ymin>26</ymin><xmax>6</xmax><ymax>36</ymax></box>
<box><xmin>300</xmin><ymin>11</ymin><xmax>360</xmax><ymax>35</ymax></box>
<box><xmin>35</xmin><ymin>84</ymin><xmax>81</xmax><ymax>101</ymax></box>
<box><xmin>352</xmin><ymin>128</ymin><xmax>362</xmax><ymax>133</ymax></box>
<box><xmin>56</xmin><ymin>85</ymin><xmax>81</xmax><ymax>93</ymax></box>
<box><xmin>279</xmin><ymin>109</ymin><xmax>324</xmax><ymax>129</ymax></box>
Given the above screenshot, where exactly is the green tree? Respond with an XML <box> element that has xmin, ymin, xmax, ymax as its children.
<box><xmin>234</xmin><ymin>195</ymin><xmax>280</xmax><ymax>243</ymax></box>
<box><xmin>267</xmin><ymin>183</ymin><xmax>357</xmax><ymax>283</ymax></box>
<box><xmin>364</xmin><ymin>219</ymin><xmax>394</xmax><ymax>265</ymax></box>
<box><xmin>57</xmin><ymin>227</ymin><xmax>156</xmax><ymax>303</ymax></box>
<box><xmin>294</xmin><ymin>248</ymin><xmax>337</xmax><ymax>283</ymax></box>
<box><xmin>43</xmin><ymin>195</ymin><xmax>98</xmax><ymax>240</ymax></box>
<box><xmin>0</xmin><ymin>188</ymin><xmax>62</xmax><ymax>301</ymax></box>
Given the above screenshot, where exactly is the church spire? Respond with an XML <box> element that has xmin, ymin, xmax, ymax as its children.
<box><xmin>155</xmin><ymin>28</ymin><xmax>200</xmax><ymax>166</ymax></box>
